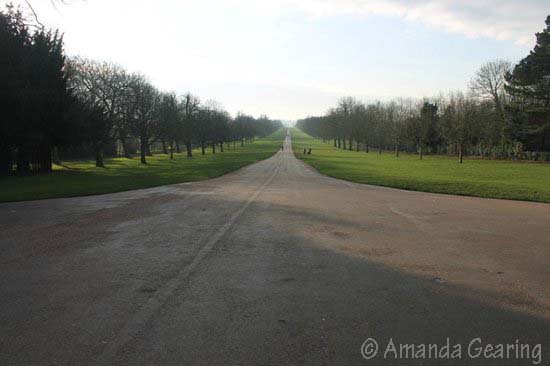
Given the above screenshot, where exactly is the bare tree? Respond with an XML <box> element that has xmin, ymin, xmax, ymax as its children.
<box><xmin>67</xmin><ymin>57</ymin><xmax>131</xmax><ymax>161</ymax></box>
<box><xmin>158</xmin><ymin>92</ymin><xmax>181</xmax><ymax>159</ymax></box>
<box><xmin>124</xmin><ymin>74</ymin><xmax>160</xmax><ymax>164</ymax></box>
<box><xmin>469</xmin><ymin>59</ymin><xmax>512</xmax><ymax>119</ymax></box>
<box><xmin>203</xmin><ymin>100</ymin><xmax>229</xmax><ymax>154</ymax></box>
<box><xmin>388</xmin><ymin>99</ymin><xmax>413</xmax><ymax>157</ymax></box>
<box><xmin>442</xmin><ymin>92</ymin><xmax>479</xmax><ymax>163</ymax></box>
<box><xmin>22</xmin><ymin>0</ymin><xmax>76</xmax><ymax>27</ymax></box>
<box><xmin>181</xmin><ymin>93</ymin><xmax>200</xmax><ymax>158</ymax></box>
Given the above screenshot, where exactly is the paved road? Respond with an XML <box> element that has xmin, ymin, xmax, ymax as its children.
<box><xmin>1</xmin><ymin>134</ymin><xmax>549</xmax><ymax>365</ymax></box>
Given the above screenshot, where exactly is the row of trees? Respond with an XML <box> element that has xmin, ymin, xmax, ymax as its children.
<box><xmin>67</xmin><ymin>57</ymin><xmax>282</xmax><ymax>166</ymax></box>
<box><xmin>1</xmin><ymin>5</ymin><xmax>282</xmax><ymax>175</ymax></box>
<box><xmin>297</xmin><ymin>15</ymin><xmax>550</xmax><ymax>162</ymax></box>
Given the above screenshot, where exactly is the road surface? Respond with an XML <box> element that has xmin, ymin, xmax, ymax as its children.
<box><xmin>1</xmin><ymin>134</ymin><xmax>549</xmax><ymax>365</ymax></box>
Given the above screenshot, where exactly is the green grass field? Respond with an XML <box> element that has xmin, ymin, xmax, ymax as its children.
<box><xmin>0</xmin><ymin>129</ymin><xmax>285</xmax><ymax>203</ymax></box>
<box><xmin>291</xmin><ymin>128</ymin><xmax>550</xmax><ymax>203</ymax></box>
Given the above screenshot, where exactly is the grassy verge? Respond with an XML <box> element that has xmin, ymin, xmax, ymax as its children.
<box><xmin>0</xmin><ymin>129</ymin><xmax>286</xmax><ymax>203</ymax></box>
<box><xmin>292</xmin><ymin>128</ymin><xmax>550</xmax><ymax>203</ymax></box>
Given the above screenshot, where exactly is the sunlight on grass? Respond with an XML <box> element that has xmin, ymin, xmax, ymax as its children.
<box><xmin>291</xmin><ymin>128</ymin><xmax>550</xmax><ymax>203</ymax></box>
<box><xmin>0</xmin><ymin>129</ymin><xmax>286</xmax><ymax>202</ymax></box>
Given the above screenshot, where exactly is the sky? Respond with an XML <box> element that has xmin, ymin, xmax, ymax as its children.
<box><xmin>4</xmin><ymin>0</ymin><xmax>549</xmax><ymax>121</ymax></box>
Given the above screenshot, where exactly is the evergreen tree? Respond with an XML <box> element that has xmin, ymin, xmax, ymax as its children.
<box><xmin>506</xmin><ymin>15</ymin><xmax>550</xmax><ymax>151</ymax></box>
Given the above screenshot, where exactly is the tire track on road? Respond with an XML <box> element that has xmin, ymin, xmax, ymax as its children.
<box><xmin>95</xmin><ymin>153</ymin><xmax>283</xmax><ymax>366</ymax></box>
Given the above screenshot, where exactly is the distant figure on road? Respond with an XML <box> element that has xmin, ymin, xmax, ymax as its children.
<box><xmin>308</xmin><ymin>148</ymin><xmax>312</xmax><ymax>155</ymax></box>
<box><xmin>281</xmin><ymin>145</ymin><xmax>284</xmax><ymax>151</ymax></box>
<box><xmin>303</xmin><ymin>148</ymin><xmax>306</xmax><ymax>155</ymax></box>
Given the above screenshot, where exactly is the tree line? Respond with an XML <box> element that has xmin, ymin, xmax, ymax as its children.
<box><xmin>297</xmin><ymin>15</ymin><xmax>550</xmax><ymax>163</ymax></box>
<box><xmin>0</xmin><ymin>5</ymin><xmax>282</xmax><ymax>175</ymax></box>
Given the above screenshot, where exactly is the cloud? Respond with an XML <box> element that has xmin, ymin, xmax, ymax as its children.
<box><xmin>9</xmin><ymin>0</ymin><xmax>547</xmax><ymax>45</ymax></box>
<box><xmin>267</xmin><ymin>0</ymin><xmax>548</xmax><ymax>45</ymax></box>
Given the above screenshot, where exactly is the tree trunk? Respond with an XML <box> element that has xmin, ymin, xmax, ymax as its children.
<box><xmin>379</xmin><ymin>145</ymin><xmax>382</xmax><ymax>155</ymax></box>
<box><xmin>220</xmin><ymin>142</ymin><xmax>224</xmax><ymax>152</ymax></box>
<box><xmin>241</xmin><ymin>138</ymin><xmax>244</xmax><ymax>147</ymax></box>
<box><xmin>0</xmin><ymin>144</ymin><xmax>10</xmax><ymax>176</ymax></box>
<box><xmin>419</xmin><ymin>145</ymin><xmax>423</xmax><ymax>160</ymax></box>
<box><xmin>337</xmin><ymin>138</ymin><xmax>341</xmax><ymax>148</ymax></box>
<box><xmin>52</xmin><ymin>146</ymin><xmax>61</xmax><ymax>165</ymax></box>
<box><xmin>395</xmin><ymin>142</ymin><xmax>399</xmax><ymax>157</ymax></box>
<box><xmin>365</xmin><ymin>143</ymin><xmax>369</xmax><ymax>153</ymax></box>
<box><xmin>356</xmin><ymin>141</ymin><xmax>360</xmax><ymax>152</ymax></box>
<box><xmin>333</xmin><ymin>139</ymin><xmax>337</xmax><ymax>147</ymax></box>
<box><xmin>30</xmin><ymin>143</ymin><xmax>52</xmax><ymax>174</ymax></box>
<box><xmin>170</xmin><ymin>145</ymin><xmax>174</xmax><ymax>160</ymax></box>
<box><xmin>140</xmin><ymin>138</ymin><xmax>147</xmax><ymax>164</ymax></box>
<box><xmin>348</xmin><ymin>137</ymin><xmax>353</xmax><ymax>151</ymax></box>
<box><xmin>201</xmin><ymin>141</ymin><xmax>206</xmax><ymax>155</ymax></box>
<box><xmin>342</xmin><ymin>138</ymin><xmax>347</xmax><ymax>150</ymax></box>
<box><xmin>120</xmin><ymin>136</ymin><xmax>132</xmax><ymax>158</ymax></box>
<box><xmin>175</xmin><ymin>141</ymin><xmax>181</xmax><ymax>153</ymax></box>
<box><xmin>94</xmin><ymin>143</ymin><xmax>105</xmax><ymax>168</ymax></box>
<box><xmin>458</xmin><ymin>143</ymin><xmax>463</xmax><ymax>164</ymax></box>
<box><xmin>186</xmin><ymin>141</ymin><xmax>193</xmax><ymax>158</ymax></box>
<box><xmin>212</xmin><ymin>142</ymin><xmax>216</xmax><ymax>154</ymax></box>
<box><xmin>162</xmin><ymin>139</ymin><xmax>168</xmax><ymax>154</ymax></box>
<box><xmin>16</xmin><ymin>144</ymin><xmax>30</xmax><ymax>175</ymax></box>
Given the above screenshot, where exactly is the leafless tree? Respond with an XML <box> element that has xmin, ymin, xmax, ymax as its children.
<box><xmin>67</xmin><ymin>57</ymin><xmax>132</xmax><ymax>158</ymax></box>
<box><xmin>158</xmin><ymin>92</ymin><xmax>181</xmax><ymax>159</ymax></box>
<box><xmin>123</xmin><ymin>74</ymin><xmax>160</xmax><ymax>164</ymax></box>
<box><xmin>388</xmin><ymin>98</ymin><xmax>413</xmax><ymax>157</ymax></box>
<box><xmin>469</xmin><ymin>59</ymin><xmax>512</xmax><ymax>119</ymax></box>
<box><xmin>22</xmin><ymin>0</ymin><xmax>76</xmax><ymax>27</ymax></box>
<box><xmin>442</xmin><ymin>92</ymin><xmax>479</xmax><ymax>163</ymax></box>
<box><xmin>181</xmin><ymin>93</ymin><xmax>200</xmax><ymax>157</ymax></box>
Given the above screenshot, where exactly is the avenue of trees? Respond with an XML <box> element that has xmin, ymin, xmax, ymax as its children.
<box><xmin>298</xmin><ymin>15</ymin><xmax>550</xmax><ymax>163</ymax></box>
<box><xmin>1</xmin><ymin>5</ymin><xmax>282</xmax><ymax>175</ymax></box>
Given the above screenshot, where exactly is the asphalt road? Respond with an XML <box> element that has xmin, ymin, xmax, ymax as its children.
<box><xmin>1</xmin><ymin>133</ymin><xmax>549</xmax><ymax>365</ymax></box>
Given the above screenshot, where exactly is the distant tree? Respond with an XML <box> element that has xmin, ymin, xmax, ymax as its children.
<box><xmin>350</xmin><ymin>103</ymin><xmax>366</xmax><ymax>151</ymax></box>
<box><xmin>213</xmin><ymin>110</ymin><xmax>231</xmax><ymax>152</ymax></box>
<box><xmin>201</xmin><ymin>100</ymin><xmax>225</xmax><ymax>154</ymax></box>
<box><xmin>67</xmin><ymin>57</ymin><xmax>130</xmax><ymax>163</ymax></box>
<box><xmin>195</xmin><ymin>105</ymin><xmax>213</xmax><ymax>155</ymax></box>
<box><xmin>158</xmin><ymin>92</ymin><xmax>181</xmax><ymax>159</ymax></box>
<box><xmin>408</xmin><ymin>101</ymin><xmax>438</xmax><ymax>159</ymax></box>
<box><xmin>76</xmin><ymin>100</ymin><xmax>112</xmax><ymax>167</ymax></box>
<box><xmin>234</xmin><ymin>113</ymin><xmax>255</xmax><ymax>146</ymax></box>
<box><xmin>370</xmin><ymin>102</ymin><xmax>387</xmax><ymax>155</ymax></box>
<box><xmin>469</xmin><ymin>59</ymin><xmax>511</xmax><ymax>118</ymax></box>
<box><xmin>336</xmin><ymin>97</ymin><xmax>357</xmax><ymax>150</ymax></box>
<box><xmin>124</xmin><ymin>74</ymin><xmax>160</xmax><ymax>164</ymax></box>
<box><xmin>390</xmin><ymin>99</ymin><xmax>413</xmax><ymax>157</ymax></box>
<box><xmin>442</xmin><ymin>93</ymin><xmax>479</xmax><ymax>163</ymax></box>
<box><xmin>181</xmin><ymin>93</ymin><xmax>199</xmax><ymax>157</ymax></box>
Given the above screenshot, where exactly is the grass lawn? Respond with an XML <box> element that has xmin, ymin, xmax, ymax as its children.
<box><xmin>0</xmin><ymin>129</ymin><xmax>286</xmax><ymax>203</ymax></box>
<box><xmin>292</xmin><ymin>128</ymin><xmax>550</xmax><ymax>203</ymax></box>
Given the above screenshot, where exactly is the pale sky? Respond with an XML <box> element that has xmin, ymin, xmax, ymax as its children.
<box><xmin>5</xmin><ymin>0</ymin><xmax>549</xmax><ymax>121</ymax></box>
